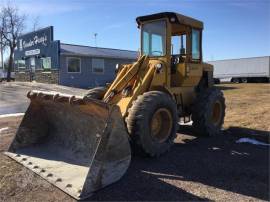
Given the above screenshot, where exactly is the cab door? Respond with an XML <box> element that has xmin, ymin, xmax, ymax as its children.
<box><xmin>170</xmin><ymin>28</ymin><xmax>203</xmax><ymax>87</ymax></box>
<box><xmin>180</xmin><ymin>28</ymin><xmax>203</xmax><ymax>87</ymax></box>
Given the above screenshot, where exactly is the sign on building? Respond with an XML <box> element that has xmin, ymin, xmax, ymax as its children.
<box><xmin>14</xmin><ymin>26</ymin><xmax>60</xmax><ymax>71</ymax></box>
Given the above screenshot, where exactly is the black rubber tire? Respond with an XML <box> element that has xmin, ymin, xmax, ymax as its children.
<box><xmin>241</xmin><ymin>78</ymin><xmax>248</xmax><ymax>83</ymax></box>
<box><xmin>192</xmin><ymin>88</ymin><xmax>226</xmax><ymax>136</ymax></box>
<box><xmin>214</xmin><ymin>78</ymin><xmax>220</xmax><ymax>84</ymax></box>
<box><xmin>126</xmin><ymin>91</ymin><xmax>178</xmax><ymax>157</ymax></box>
<box><xmin>232</xmin><ymin>78</ymin><xmax>240</xmax><ymax>83</ymax></box>
<box><xmin>83</xmin><ymin>87</ymin><xmax>106</xmax><ymax>100</ymax></box>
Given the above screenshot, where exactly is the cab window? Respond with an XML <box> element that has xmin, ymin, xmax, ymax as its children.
<box><xmin>171</xmin><ymin>34</ymin><xmax>186</xmax><ymax>55</ymax></box>
<box><xmin>192</xmin><ymin>29</ymin><xmax>201</xmax><ymax>60</ymax></box>
<box><xmin>142</xmin><ymin>20</ymin><xmax>166</xmax><ymax>57</ymax></box>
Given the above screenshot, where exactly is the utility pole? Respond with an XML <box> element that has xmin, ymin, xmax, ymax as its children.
<box><xmin>94</xmin><ymin>33</ymin><xmax>98</xmax><ymax>47</ymax></box>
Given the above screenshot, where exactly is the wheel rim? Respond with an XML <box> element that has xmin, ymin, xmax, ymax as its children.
<box><xmin>150</xmin><ymin>108</ymin><xmax>173</xmax><ymax>143</ymax></box>
<box><xmin>211</xmin><ymin>100</ymin><xmax>222</xmax><ymax>126</ymax></box>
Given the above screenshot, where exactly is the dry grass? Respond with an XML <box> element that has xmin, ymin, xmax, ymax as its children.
<box><xmin>217</xmin><ymin>83</ymin><xmax>270</xmax><ymax>132</ymax></box>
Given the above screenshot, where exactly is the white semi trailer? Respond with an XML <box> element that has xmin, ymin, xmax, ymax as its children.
<box><xmin>209</xmin><ymin>56</ymin><xmax>270</xmax><ymax>83</ymax></box>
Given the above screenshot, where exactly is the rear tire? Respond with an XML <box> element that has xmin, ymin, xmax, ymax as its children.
<box><xmin>83</xmin><ymin>87</ymin><xmax>106</xmax><ymax>100</ymax></box>
<box><xmin>192</xmin><ymin>88</ymin><xmax>225</xmax><ymax>136</ymax></box>
<box><xmin>126</xmin><ymin>91</ymin><xmax>178</xmax><ymax>157</ymax></box>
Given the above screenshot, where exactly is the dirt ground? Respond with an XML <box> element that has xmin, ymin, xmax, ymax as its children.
<box><xmin>0</xmin><ymin>83</ymin><xmax>269</xmax><ymax>201</ymax></box>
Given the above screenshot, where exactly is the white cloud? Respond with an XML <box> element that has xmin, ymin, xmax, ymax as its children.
<box><xmin>101</xmin><ymin>23</ymin><xmax>127</xmax><ymax>32</ymax></box>
<box><xmin>228</xmin><ymin>1</ymin><xmax>266</xmax><ymax>10</ymax></box>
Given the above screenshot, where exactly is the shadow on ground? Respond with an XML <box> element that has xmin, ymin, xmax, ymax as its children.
<box><xmin>88</xmin><ymin>125</ymin><xmax>269</xmax><ymax>201</ymax></box>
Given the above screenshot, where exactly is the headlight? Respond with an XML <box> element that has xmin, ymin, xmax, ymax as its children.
<box><xmin>155</xmin><ymin>63</ymin><xmax>163</xmax><ymax>73</ymax></box>
<box><xmin>155</xmin><ymin>63</ymin><xmax>162</xmax><ymax>68</ymax></box>
<box><xmin>115</xmin><ymin>64</ymin><xmax>119</xmax><ymax>73</ymax></box>
<box><xmin>170</xmin><ymin>17</ymin><xmax>176</xmax><ymax>22</ymax></box>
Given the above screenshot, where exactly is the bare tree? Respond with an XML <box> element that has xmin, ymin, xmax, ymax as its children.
<box><xmin>1</xmin><ymin>4</ymin><xmax>25</xmax><ymax>81</ymax></box>
<box><xmin>0</xmin><ymin>18</ymin><xmax>6</xmax><ymax>70</ymax></box>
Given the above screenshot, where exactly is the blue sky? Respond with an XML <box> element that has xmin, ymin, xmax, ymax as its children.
<box><xmin>2</xmin><ymin>0</ymin><xmax>270</xmax><ymax>60</ymax></box>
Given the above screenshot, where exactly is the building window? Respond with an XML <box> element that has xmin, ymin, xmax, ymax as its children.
<box><xmin>41</xmin><ymin>57</ymin><xmax>51</xmax><ymax>69</ymax></box>
<box><xmin>67</xmin><ymin>57</ymin><xmax>81</xmax><ymax>73</ymax></box>
<box><xmin>16</xmin><ymin>60</ymin><xmax>26</xmax><ymax>69</ymax></box>
<box><xmin>30</xmin><ymin>57</ymin><xmax>35</xmax><ymax>66</ymax></box>
<box><xmin>92</xmin><ymin>58</ymin><xmax>104</xmax><ymax>74</ymax></box>
<box><xmin>192</xmin><ymin>29</ymin><xmax>201</xmax><ymax>60</ymax></box>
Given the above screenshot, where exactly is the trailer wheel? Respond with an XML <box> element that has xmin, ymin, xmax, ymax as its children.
<box><xmin>213</xmin><ymin>78</ymin><xmax>220</xmax><ymax>84</ymax></box>
<box><xmin>83</xmin><ymin>87</ymin><xmax>106</xmax><ymax>100</ymax></box>
<box><xmin>231</xmin><ymin>78</ymin><xmax>240</xmax><ymax>83</ymax></box>
<box><xmin>126</xmin><ymin>91</ymin><xmax>178</xmax><ymax>157</ymax></box>
<box><xmin>241</xmin><ymin>78</ymin><xmax>248</xmax><ymax>83</ymax></box>
<box><xmin>192</xmin><ymin>88</ymin><xmax>225</xmax><ymax>136</ymax></box>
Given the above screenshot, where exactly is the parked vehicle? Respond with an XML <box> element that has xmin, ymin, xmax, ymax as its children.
<box><xmin>209</xmin><ymin>56</ymin><xmax>270</xmax><ymax>83</ymax></box>
<box><xmin>0</xmin><ymin>69</ymin><xmax>15</xmax><ymax>82</ymax></box>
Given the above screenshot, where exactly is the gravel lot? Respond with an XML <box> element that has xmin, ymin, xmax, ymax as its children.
<box><xmin>0</xmin><ymin>82</ymin><xmax>269</xmax><ymax>201</ymax></box>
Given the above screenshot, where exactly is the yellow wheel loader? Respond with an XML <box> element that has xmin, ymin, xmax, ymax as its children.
<box><xmin>5</xmin><ymin>12</ymin><xmax>225</xmax><ymax>200</ymax></box>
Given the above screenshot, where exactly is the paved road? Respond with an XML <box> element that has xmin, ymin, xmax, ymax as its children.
<box><xmin>0</xmin><ymin>82</ymin><xmax>87</xmax><ymax>115</ymax></box>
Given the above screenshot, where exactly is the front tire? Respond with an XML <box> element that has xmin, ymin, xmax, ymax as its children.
<box><xmin>192</xmin><ymin>88</ymin><xmax>225</xmax><ymax>136</ymax></box>
<box><xmin>126</xmin><ymin>91</ymin><xmax>178</xmax><ymax>157</ymax></box>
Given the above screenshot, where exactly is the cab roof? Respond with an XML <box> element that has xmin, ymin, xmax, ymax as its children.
<box><xmin>136</xmin><ymin>12</ymin><xmax>203</xmax><ymax>29</ymax></box>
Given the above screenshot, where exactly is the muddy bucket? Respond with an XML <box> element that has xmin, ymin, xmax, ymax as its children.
<box><xmin>5</xmin><ymin>90</ymin><xmax>131</xmax><ymax>200</ymax></box>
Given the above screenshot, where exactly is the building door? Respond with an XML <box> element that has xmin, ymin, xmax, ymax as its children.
<box><xmin>30</xmin><ymin>57</ymin><xmax>35</xmax><ymax>72</ymax></box>
<box><xmin>30</xmin><ymin>57</ymin><xmax>36</xmax><ymax>81</ymax></box>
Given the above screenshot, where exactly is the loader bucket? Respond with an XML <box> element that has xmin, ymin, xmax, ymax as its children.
<box><xmin>5</xmin><ymin>90</ymin><xmax>131</xmax><ymax>200</ymax></box>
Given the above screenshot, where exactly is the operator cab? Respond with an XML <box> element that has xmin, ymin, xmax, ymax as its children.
<box><xmin>136</xmin><ymin>12</ymin><xmax>203</xmax><ymax>66</ymax></box>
